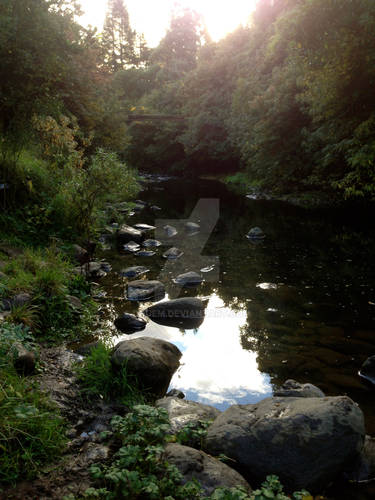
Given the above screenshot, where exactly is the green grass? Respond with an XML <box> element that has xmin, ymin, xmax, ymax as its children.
<box><xmin>0</xmin><ymin>323</ymin><xmax>66</xmax><ymax>486</ymax></box>
<box><xmin>0</xmin><ymin>246</ymin><xmax>96</xmax><ymax>341</ymax></box>
<box><xmin>75</xmin><ymin>342</ymin><xmax>145</xmax><ymax>406</ymax></box>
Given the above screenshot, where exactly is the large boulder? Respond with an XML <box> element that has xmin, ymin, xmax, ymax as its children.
<box><xmin>205</xmin><ymin>396</ymin><xmax>365</xmax><ymax>492</ymax></box>
<box><xmin>127</xmin><ymin>280</ymin><xmax>165</xmax><ymax>302</ymax></box>
<box><xmin>359</xmin><ymin>355</ymin><xmax>375</xmax><ymax>385</ymax></box>
<box><xmin>117</xmin><ymin>224</ymin><xmax>143</xmax><ymax>245</ymax></box>
<box><xmin>156</xmin><ymin>397</ymin><xmax>221</xmax><ymax>434</ymax></box>
<box><xmin>274</xmin><ymin>379</ymin><xmax>325</xmax><ymax>398</ymax></box>
<box><xmin>111</xmin><ymin>337</ymin><xmax>182</xmax><ymax>398</ymax></box>
<box><xmin>144</xmin><ymin>297</ymin><xmax>206</xmax><ymax>329</ymax></box>
<box><xmin>163</xmin><ymin>444</ymin><xmax>251</xmax><ymax>497</ymax></box>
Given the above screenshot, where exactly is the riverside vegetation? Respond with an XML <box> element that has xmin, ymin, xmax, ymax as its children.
<box><xmin>0</xmin><ymin>0</ymin><xmax>373</xmax><ymax>498</ymax></box>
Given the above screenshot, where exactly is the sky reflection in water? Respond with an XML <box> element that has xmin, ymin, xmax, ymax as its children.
<box><xmin>115</xmin><ymin>294</ymin><xmax>272</xmax><ymax>410</ymax></box>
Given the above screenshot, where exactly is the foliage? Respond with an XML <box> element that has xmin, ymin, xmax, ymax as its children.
<box><xmin>0</xmin><ymin>322</ymin><xmax>36</xmax><ymax>369</ymax></box>
<box><xmin>74</xmin><ymin>405</ymin><xmax>202</xmax><ymax>499</ymax></box>
<box><xmin>175</xmin><ymin>419</ymin><xmax>212</xmax><ymax>449</ymax></box>
<box><xmin>74</xmin><ymin>342</ymin><xmax>144</xmax><ymax>406</ymax></box>
<box><xmin>65</xmin><ymin>405</ymin><xmax>312</xmax><ymax>500</ymax></box>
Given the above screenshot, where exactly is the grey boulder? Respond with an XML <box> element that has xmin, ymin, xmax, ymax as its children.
<box><xmin>144</xmin><ymin>297</ymin><xmax>206</xmax><ymax>329</ymax></box>
<box><xmin>163</xmin><ymin>444</ymin><xmax>251</xmax><ymax>497</ymax></box>
<box><xmin>205</xmin><ymin>396</ymin><xmax>365</xmax><ymax>492</ymax></box>
<box><xmin>127</xmin><ymin>280</ymin><xmax>165</xmax><ymax>302</ymax></box>
<box><xmin>156</xmin><ymin>397</ymin><xmax>220</xmax><ymax>434</ymax></box>
<box><xmin>274</xmin><ymin>379</ymin><xmax>325</xmax><ymax>398</ymax></box>
<box><xmin>111</xmin><ymin>337</ymin><xmax>182</xmax><ymax>398</ymax></box>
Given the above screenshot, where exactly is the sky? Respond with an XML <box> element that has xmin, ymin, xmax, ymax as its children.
<box><xmin>78</xmin><ymin>0</ymin><xmax>257</xmax><ymax>47</ymax></box>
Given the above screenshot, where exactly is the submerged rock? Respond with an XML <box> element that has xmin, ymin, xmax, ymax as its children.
<box><xmin>163</xmin><ymin>444</ymin><xmax>251</xmax><ymax>497</ymax></box>
<box><xmin>127</xmin><ymin>280</ymin><xmax>165</xmax><ymax>302</ymax></box>
<box><xmin>274</xmin><ymin>379</ymin><xmax>325</xmax><ymax>398</ymax></box>
<box><xmin>144</xmin><ymin>297</ymin><xmax>206</xmax><ymax>329</ymax></box>
<box><xmin>359</xmin><ymin>356</ymin><xmax>375</xmax><ymax>385</ymax></box>
<box><xmin>117</xmin><ymin>224</ymin><xmax>143</xmax><ymax>245</ymax></box>
<box><xmin>156</xmin><ymin>397</ymin><xmax>220</xmax><ymax>434</ymax></box>
<box><xmin>246</xmin><ymin>227</ymin><xmax>265</xmax><ymax>240</ymax></box>
<box><xmin>114</xmin><ymin>313</ymin><xmax>147</xmax><ymax>334</ymax></box>
<box><xmin>123</xmin><ymin>241</ymin><xmax>141</xmax><ymax>253</ymax></box>
<box><xmin>205</xmin><ymin>396</ymin><xmax>365</xmax><ymax>492</ymax></box>
<box><xmin>173</xmin><ymin>271</ymin><xmax>203</xmax><ymax>287</ymax></box>
<box><xmin>163</xmin><ymin>247</ymin><xmax>183</xmax><ymax>260</ymax></box>
<box><xmin>120</xmin><ymin>266</ymin><xmax>150</xmax><ymax>279</ymax></box>
<box><xmin>111</xmin><ymin>337</ymin><xmax>182</xmax><ymax>398</ymax></box>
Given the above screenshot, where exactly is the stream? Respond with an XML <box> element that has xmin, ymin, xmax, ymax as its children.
<box><xmin>86</xmin><ymin>176</ymin><xmax>375</xmax><ymax>437</ymax></box>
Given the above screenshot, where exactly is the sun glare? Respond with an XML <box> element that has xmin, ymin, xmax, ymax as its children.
<box><xmin>79</xmin><ymin>0</ymin><xmax>257</xmax><ymax>46</ymax></box>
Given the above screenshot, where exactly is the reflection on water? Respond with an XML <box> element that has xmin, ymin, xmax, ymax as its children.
<box><xmin>90</xmin><ymin>176</ymin><xmax>375</xmax><ymax>435</ymax></box>
<box><xmin>113</xmin><ymin>294</ymin><xmax>272</xmax><ymax>410</ymax></box>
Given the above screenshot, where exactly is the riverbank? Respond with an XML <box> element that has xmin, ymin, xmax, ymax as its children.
<box><xmin>2</xmin><ymin>177</ymin><xmax>375</xmax><ymax>499</ymax></box>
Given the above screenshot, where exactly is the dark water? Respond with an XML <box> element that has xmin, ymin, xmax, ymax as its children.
<box><xmin>90</xmin><ymin>177</ymin><xmax>375</xmax><ymax>495</ymax></box>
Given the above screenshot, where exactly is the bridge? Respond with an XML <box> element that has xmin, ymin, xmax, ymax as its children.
<box><xmin>126</xmin><ymin>114</ymin><xmax>186</xmax><ymax>123</ymax></box>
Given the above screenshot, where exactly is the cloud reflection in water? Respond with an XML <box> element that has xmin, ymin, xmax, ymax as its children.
<box><xmin>115</xmin><ymin>294</ymin><xmax>272</xmax><ymax>410</ymax></box>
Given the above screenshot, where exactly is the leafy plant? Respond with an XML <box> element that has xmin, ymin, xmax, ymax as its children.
<box><xmin>79</xmin><ymin>405</ymin><xmax>202</xmax><ymax>499</ymax></box>
<box><xmin>175</xmin><ymin>419</ymin><xmax>212</xmax><ymax>449</ymax></box>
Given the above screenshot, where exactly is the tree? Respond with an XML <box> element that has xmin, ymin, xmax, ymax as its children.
<box><xmin>102</xmin><ymin>0</ymin><xmax>137</xmax><ymax>71</ymax></box>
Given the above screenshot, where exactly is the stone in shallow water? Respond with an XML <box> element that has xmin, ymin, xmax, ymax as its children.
<box><xmin>136</xmin><ymin>250</ymin><xmax>156</xmax><ymax>257</ymax></box>
<box><xmin>117</xmin><ymin>224</ymin><xmax>143</xmax><ymax>244</ymax></box>
<box><xmin>185</xmin><ymin>221</ymin><xmax>200</xmax><ymax>233</ymax></box>
<box><xmin>142</xmin><ymin>239</ymin><xmax>162</xmax><ymax>248</ymax></box>
<box><xmin>163</xmin><ymin>225</ymin><xmax>178</xmax><ymax>237</ymax></box>
<box><xmin>114</xmin><ymin>313</ymin><xmax>147</xmax><ymax>333</ymax></box>
<box><xmin>246</xmin><ymin>226</ymin><xmax>265</xmax><ymax>240</ymax></box>
<box><xmin>359</xmin><ymin>355</ymin><xmax>375</xmax><ymax>385</ymax></box>
<box><xmin>133</xmin><ymin>223</ymin><xmax>156</xmax><ymax>232</ymax></box>
<box><xmin>123</xmin><ymin>241</ymin><xmax>141</xmax><ymax>253</ymax></box>
<box><xmin>120</xmin><ymin>266</ymin><xmax>150</xmax><ymax>278</ymax></box>
<box><xmin>274</xmin><ymin>379</ymin><xmax>325</xmax><ymax>398</ymax></box>
<box><xmin>163</xmin><ymin>247</ymin><xmax>183</xmax><ymax>260</ymax></box>
<box><xmin>127</xmin><ymin>280</ymin><xmax>165</xmax><ymax>301</ymax></box>
<box><xmin>173</xmin><ymin>271</ymin><xmax>203</xmax><ymax>287</ymax></box>
<box><xmin>144</xmin><ymin>297</ymin><xmax>206</xmax><ymax>329</ymax></box>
